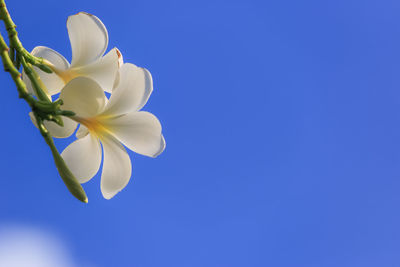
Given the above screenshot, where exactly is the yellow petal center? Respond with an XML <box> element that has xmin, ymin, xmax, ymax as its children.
<box><xmin>53</xmin><ymin>68</ymin><xmax>79</xmax><ymax>84</ymax></box>
<box><xmin>73</xmin><ymin>116</ymin><xmax>111</xmax><ymax>138</ymax></box>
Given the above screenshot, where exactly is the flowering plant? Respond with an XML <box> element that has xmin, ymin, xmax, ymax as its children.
<box><xmin>0</xmin><ymin>1</ymin><xmax>165</xmax><ymax>202</ymax></box>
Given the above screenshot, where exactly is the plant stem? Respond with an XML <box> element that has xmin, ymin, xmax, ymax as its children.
<box><xmin>0</xmin><ymin>33</ymin><xmax>33</xmax><ymax>103</ymax></box>
<box><xmin>20</xmin><ymin>56</ymin><xmax>51</xmax><ymax>102</ymax></box>
<box><xmin>34</xmin><ymin>113</ymin><xmax>88</xmax><ymax>203</ymax></box>
<box><xmin>0</xmin><ymin>0</ymin><xmax>52</xmax><ymax>73</ymax></box>
<box><xmin>0</xmin><ymin>0</ymin><xmax>88</xmax><ymax>203</ymax></box>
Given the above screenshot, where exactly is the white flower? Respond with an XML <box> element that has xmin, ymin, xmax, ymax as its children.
<box><xmin>24</xmin><ymin>12</ymin><xmax>121</xmax><ymax>98</ymax></box>
<box><xmin>31</xmin><ymin>63</ymin><xmax>165</xmax><ymax>199</ymax></box>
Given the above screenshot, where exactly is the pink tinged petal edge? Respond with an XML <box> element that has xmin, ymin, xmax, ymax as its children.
<box><xmin>73</xmin><ymin>48</ymin><xmax>121</xmax><ymax>93</ymax></box>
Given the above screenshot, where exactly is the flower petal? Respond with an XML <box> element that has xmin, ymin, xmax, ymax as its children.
<box><xmin>29</xmin><ymin>112</ymin><xmax>77</xmax><ymax>138</ymax></box>
<box><xmin>23</xmin><ymin>46</ymin><xmax>70</xmax><ymax>96</ymax></box>
<box><xmin>32</xmin><ymin>46</ymin><xmax>70</xmax><ymax>70</ymax></box>
<box><xmin>67</xmin><ymin>12</ymin><xmax>108</xmax><ymax>67</ymax></box>
<box><xmin>112</xmin><ymin>52</ymin><xmax>124</xmax><ymax>89</ymax></box>
<box><xmin>73</xmin><ymin>48</ymin><xmax>121</xmax><ymax>93</ymax></box>
<box><xmin>60</xmin><ymin>77</ymin><xmax>107</xmax><ymax>118</ymax></box>
<box><xmin>103</xmin><ymin>111</ymin><xmax>165</xmax><ymax>157</ymax></box>
<box><xmin>102</xmin><ymin>63</ymin><xmax>153</xmax><ymax>116</ymax></box>
<box><xmin>100</xmin><ymin>136</ymin><xmax>132</xmax><ymax>199</ymax></box>
<box><xmin>76</xmin><ymin>125</ymin><xmax>89</xmax><ymax>139</ymax></box>
<box><xmin>61</xmin><ymin>133</ymin><xmax>102</xmax><ymax>183</ymax></box>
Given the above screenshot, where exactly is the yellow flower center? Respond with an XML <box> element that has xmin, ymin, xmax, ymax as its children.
<box><xmin>53</xmin><ymin>68</ymin><xmax>79</xmax><ymax>84</ymax></box>
<box><xmin>73</xmin><ymin>116</ymin><xmax>111</xmax><ymax>138</ymax></box>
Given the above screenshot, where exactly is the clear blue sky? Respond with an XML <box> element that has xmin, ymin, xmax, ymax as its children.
<box><xmin>1</xmin><ymin>0</ymin><xmax>400</xmax><ymax>266</ymax></box>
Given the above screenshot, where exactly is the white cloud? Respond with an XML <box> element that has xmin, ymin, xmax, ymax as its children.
<box><xmin>0</xmin><ymin>224</ymin><xmax>89</xmax><ymax>267</ymax></box>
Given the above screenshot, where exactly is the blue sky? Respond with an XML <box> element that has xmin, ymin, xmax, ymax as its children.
<box><xmin>1</xmin><ymin>0</ymin><xmax>400</xmax><ymax>266</ymax></box>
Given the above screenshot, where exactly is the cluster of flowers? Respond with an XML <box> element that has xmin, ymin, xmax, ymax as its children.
<box><xmin>24</xmin><ymin>13</ymin><xmax>165</xmax><ymax>199</ymax></box>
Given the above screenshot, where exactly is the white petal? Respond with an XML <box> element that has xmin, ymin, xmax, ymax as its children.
<box><xmin>68</xmin><ymin>12</ymin><xmax>108</xmax><ymax>67</ymax></box>
<box><xmin>100</xmin><ymin>136</ymin><xmax>132</xmax><ymax>199</ymax></box>
<box><xmin>102</xmin><ymin>63</ymin><xmax>153</xmax><ymax>116</ymax></box>
<box><xmin>103</xmin><ymin>111</ymin><xmax>165</xmax><ymax>157</ymax></box>
<box><xmin>60</xmin><ymin>77</ymin><xmax>107</xmax><ymax>118</ymax></box>
<box><xmin>76</xmin><ymin>125</ymin><xmax>89</xmax><ymax>139</ymax></box>
<box><xmin>23</xmin><ymin>46</ymin><xmax>70</xmax><ymax>96</ymax></box>
<box><xmin>29</xmin><ymin>112</ymin><xmax>77</xmax><ymax>138</ymax></box>
<box><xmin>61</xmin><ymin>133</ymin><xmax>102</xmax><ymax>183</ymax></box>
<box><xmin>31</xmin><ymin>46</ymin><xmax>70</xmax><ymax>70</ymax></box>
<box><xmin>111</xmin><ymin>52</ymin><xmax>124</xmax><ymax>89</ymax></box>
<box><xmin>72</xmin><ymin>48</ymin><xmax>121</xmax><ymax>93</ymax></box>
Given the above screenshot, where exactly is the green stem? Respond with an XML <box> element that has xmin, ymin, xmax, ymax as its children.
<box><xmin>0</xmin><ymin>33</ymin><xmax>33</xmax><ymax>103</ymax></box>
<box><xmin>0</xmin><ymin>0</ymin><xmax>52</xmax><ymax>73</ymax></box>
<box><xmin>34</xmin><ymin>114</ymin><xmax>88</xmax><ymax>203</ymax></box>
<box><xmin>0</xmin><ymin>0</ymin><xmax>88</xmax><ymax>203</ymax></box>
<box><xmin>20</xmin><ymin>56</ymin><xmax>51</xmax><ymax>102</ymax></box>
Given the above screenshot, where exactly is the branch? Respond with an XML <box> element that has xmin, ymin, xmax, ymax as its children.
<box><xmin>0</xmin><ymin>0</ymin><xmax>88</xmax><ymax>203</ymax></box>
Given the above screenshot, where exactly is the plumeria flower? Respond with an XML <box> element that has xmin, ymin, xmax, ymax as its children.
<box><xmin>24</xmin><ymin>12</ymin><xmax>121</xmax><ymax>98</ymax></box>
<box><xmin>31</xmin><ymin>63</ymin><xmax>165</xmax><ymax>199</ymax></box>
